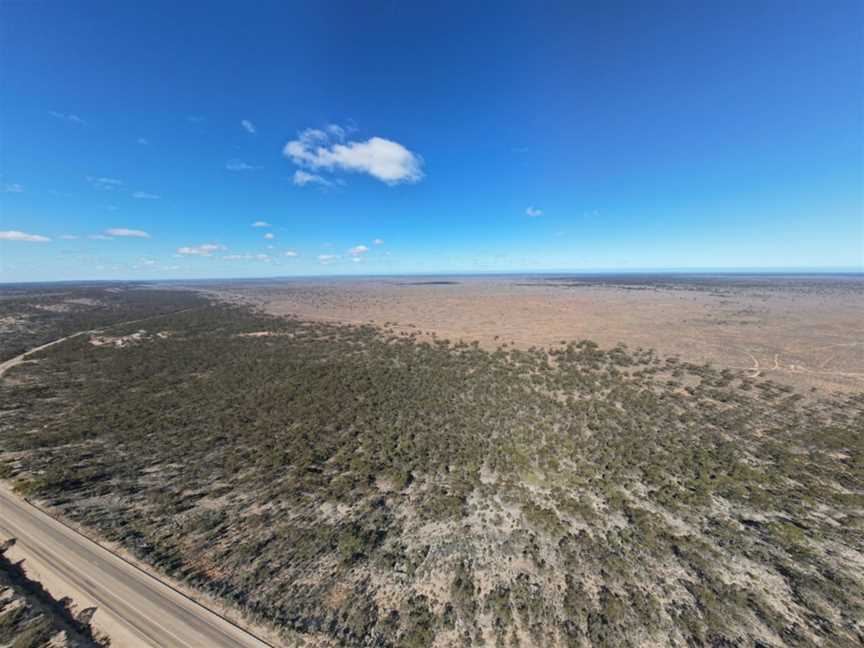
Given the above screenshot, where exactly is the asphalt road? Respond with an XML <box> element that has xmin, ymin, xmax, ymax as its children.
<box><xmin>0</xmin><ymin>483</ymin><xmax>273</xmax><ymax>647</ymax></box>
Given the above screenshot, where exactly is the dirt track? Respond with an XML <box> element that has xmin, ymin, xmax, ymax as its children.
<box><xmin>0</xmin><ymin>332</ymin><xmax>85</xmax><ymax>378</ymax></box>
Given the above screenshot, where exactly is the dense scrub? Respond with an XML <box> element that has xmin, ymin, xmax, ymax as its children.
<box><xmin>0</xmin><ymin>283</ymin><xmax>208</xmax><ymax>361</ymax></box>
<box><xmin>0</xmin><ymin>290</ymin><xmax>862</xmax><ymax>647</ymax></box>
<box><xmin>0</xmin><ymin>541</ymin><xmax>110</xmax><ymax>647</ymax></box>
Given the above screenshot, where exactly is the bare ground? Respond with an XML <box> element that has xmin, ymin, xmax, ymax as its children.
<box><xmin>200</xmin><ymin>274</ymin><xmax>864</xmax><ymax>394</ymax></box>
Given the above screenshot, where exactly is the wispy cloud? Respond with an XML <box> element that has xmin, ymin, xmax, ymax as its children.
<box><xmin>87</xmin><ymin>176</ymin><xmax>124</xmax><ymax>191</ymax></box>
<box><xmin>2</xmin><ymin>183</ymin><xmax>24</xmax><ymax>193</ymax></box>
<box><xmin>293</xmin><ymin>170</ymin><xmax>332</xmax><ymax>187</ymax></box>
<box><xmin>105</xmin><ymin>228</ymin><xmax>151</xmax><ymax>238</ymax></box>
<box><xmin>49</xmin><ymin>111</ymin><xmax>85</xmax><ymax>125</ymax></box>
<box><xmin>284</xmin><ymin>250</ymin><xmax>298</xmax><ymax>257</ymax></box>
<box><xmin>318</xmin><ymin>254</ymin><xmax>340</xmax><ymax>264</ymax></box>
<box><xmin>224</xmin><ymin>253</ymin><xmax>270</xmax><ymax>262</ymax></box>
<box><xmin>88</xmin><ymin>234</ymin><xmax>114</xmax><ymax>240</ymax></box>
<box><xmin>187</xmin><ymin>115</ymin><xmax>204</xmax><ymax>123</ymax></box>
<box><xmin>132</xmin><ymin>191</ymin><xmax>160</xmax><ymax>200</ymax></box>
<box><xmin>526</xmin><ymin>206</ymin><xmax>543</xmax><ymax>218</ymax></box>
<box><xmin>284</xmin><ymin>126</ymin><xmax>424</xmax><ymax>185</ymax></box>
<box><xmin>264</xmin><ymin>232</ymin><xmax>275</xmax><ymax>240</ymax></box>
<box><xmin>251</xmin><ymin>220</ymin><xmax>271</xmax><ymax>228</ymax></box>
<box><xmin>373</xmin><ymin>238</ymin><xmax>384</xmax><ymax>245</ymax></box>
<box><xmin>348</xmin><ymin>244</ymin><xmax>369</xmax><ymax>256</ymax></box>
<box><xmin>176</xmin><ymin>243</ymin><xmax>226</xmax><ymax>256</ymax></box>
<box><xmin>59</xmin><ymin>234</ymin><xmax>79</xmax><ymax>240</ymax></box>
<box><xmin>327</xmin><ymin>123</ymin><xmax>347</xmax><ymax>139</ymax></box>
<box><xmin>241</xmin><ymin>119</ymin><xmax>256</xmax><ymax>134</ymax></box>
<box><xmin>0</xmin><ymin>230</ymin><xmax>51</xmax><ymax>242</ymax></box>
<box><xmin>226</xmin><ymin>159</ymin><xmax>260</xmax><ymax>171</ymax></box>
<box><xmin>137</xmin><ymin>137</ymin><xmax>149</xmax><ymax>145</ymax></box>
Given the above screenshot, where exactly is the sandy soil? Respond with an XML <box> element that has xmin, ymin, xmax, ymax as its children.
<box><xmin>201</xmin><ymin>274</ymin><xmax>864</xmax><ymax>393</ymax></box>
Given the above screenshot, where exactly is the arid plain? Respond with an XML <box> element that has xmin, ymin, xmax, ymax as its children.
<box><xmin>207</xmin><ymin>273</ymin><xmax>864</xmax><ymax>394</ymax></box>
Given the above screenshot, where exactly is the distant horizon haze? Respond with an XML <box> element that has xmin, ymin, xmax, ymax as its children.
<box><xmin>1</xmin><ymin>267</ymin><xmax>862</xmax><ymax>287</ymax></box>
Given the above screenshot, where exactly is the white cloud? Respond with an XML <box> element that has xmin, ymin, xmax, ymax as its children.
<box><xmin>293</xmin><ymin>170</ymin><xmax>332</xmax><ymax>187</ymax></box>
<box><xmin>176</xmin><ymin>243</ymin><xmax>226</xmax><ymax>256</ymax></box>
<box><xmin>105</xmin><ymin>228</ymin><xmax>151</xmax><ymax>238</ymax></box>
<box><xmin>284</xmin><ymin>127</ymin><xmax>423</xmax><ymax>185</ymax></box>
<box><xmin>132</xmin><ymin>191</ymin><xmax>160</xmax><ymax>200</ymax></box>
<box><xmin>351</xmin><ymin>257</ymin><xmax>362</xmax><ymax>263</ymax></box>
<box><xmin>87</xmin><ymin>176</ymin><xmax>123</xmax><ymax>190</ymax></box>
<box><xmin>223</xmin><ymin>253</ymin><xmax>270</xmax><ymax>262</ymax></box>
<box><xmin>241</xmin><ymin>119</ymin><xmax>256</xmax><ymax>134</ymax></box>
<box><xmin>327</xmin><ymin>123</ymin><xmax>347</xmax><ymax>139</ymax></box>
<box><xmin>373</xmin><ymin>238</ymin><xmax>384</xmax><ymax>245</ymax></box>
<box><xmin>2</xmin><ymin>183</ymin><xmax>24</xmax><ymax>193</ymax></box>
<box><xmin>226</xmin><ymin>159</ymin><xmax>259</xmax><ymax>171</ymax></box>
<box><xmin>526</xmin><ymin>206</ymin><xmax>543</xmax><ymax>218</ymax></box>
<box><xmin>348</xmin><ymin>244</ymin><xmax>369</xmax><ymax>256</ymax></box>
<box><xmin>318</xmin><ymin>254</ymin><xmax>340</xmax><ymax>264</ymax></box>
<box><xmin>264</xmin><ymin>232</ymin><xmax>275</xmax><ymax>240</ymax></box>
<box><xmin>49</xmin><ymin>111</ymin><xmax>85</xmax><ymax>125</ymax></box>
<box><xmin>284</xmin><ymin>250</ymin><xmax>298</xmax><ymax>257</ymax></box>
<box><xmin>88</xmin><ymin>234</ymin><xmax>114</xmax><ymax>240</ymax></box>
<box><xmin>251</xmin><ymin>220</ymin><xmax>271</xmax><ymax>228</ymax></box>
<box><xmin>137</xmin><ymin>137</ymin><xmax>149</xmax><ymax>145</ymax></box>
<box><xmin>59</xmin><ymin>234</ymin><xmax>79</xmax><ymax>240</ymax></box>
<box><xmin>0</xmin><ymin>230</ymin><xmax>51</xmax><ymax>242</ymax></box>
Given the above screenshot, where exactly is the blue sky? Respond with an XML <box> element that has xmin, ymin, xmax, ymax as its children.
<box><xmin>1</xmin><ymin>1</ymin><xmax>862</xmax><ymax>281</ymax></box>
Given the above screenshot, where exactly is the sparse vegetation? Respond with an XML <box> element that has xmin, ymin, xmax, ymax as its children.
<box><xmin>0</xmin><ymin>285</ymin><xmax>862</xmax><ymax>647</ymax></box>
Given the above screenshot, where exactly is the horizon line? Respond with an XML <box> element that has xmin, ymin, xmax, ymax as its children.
<box><xmin>2</xmin><ymin>266</ymin><xmax>862</xmax><ymax>286</ymax></box>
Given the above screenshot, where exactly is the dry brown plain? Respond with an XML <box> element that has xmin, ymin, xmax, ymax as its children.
<box><xmin>202</xmin><ymin>273</ymin><xmax>864</xmax><ymax>394</ymax></box>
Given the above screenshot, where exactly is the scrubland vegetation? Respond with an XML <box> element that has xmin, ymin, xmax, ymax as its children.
<box><xmin>0</xmin><ymin>287</ymin><xmax>862</xmax><ymax>647</ymax></box>
<box><xmin>0</xmin><ymin>284</ymin><xmax>208</xmax><ymax>361</ymax></box>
